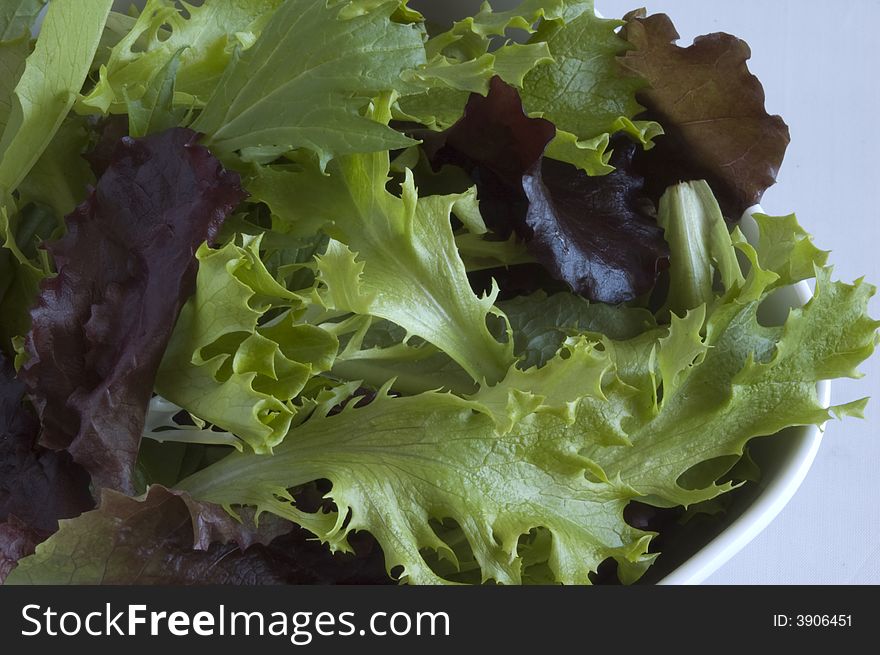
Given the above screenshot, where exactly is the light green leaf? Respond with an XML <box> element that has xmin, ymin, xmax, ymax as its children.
<box><xmin>597</xmin><ymin>270</ymin><xmax>879</xmax><ymax>507</ymax></box>
<box><xmin>455</xmin><ymin>232</ymin><xmax>534</xmax><ymax>272</ymax></box>
<box><xmin>394</xmin><ymin>0</ymin><xmax>592</xmax><ymax>131</ymax></box>
<box><xmin>193</xmin><ymin>0</ymin><xmax>425</xmax><ymax>168</ymax></box>
<box><xmin>156</xmin><ymin>235</ymin><xmax>337</xmax><ymax>454</ymax></box>
<box><xmin>125</xmin><ymin>49</ymin><xmax>186</xmax><ymax>137</ymax></box>
<box><xmin>657</xmin><ymin>305</ymin><xmax>708</xmax><ymax>401</ymax></box>
<box><xmin>751</xmin><ymin>212</ymin><xmax>830</xmax><ymax>287</ymax></box>
<box><xmin>325</xmin><ymin>315</ymin><xmax>476</xmax><ymax>396</ymax></box>
<box><xmin>161</xmin><ymin>257</ymin><xmax>878</xmax><ymax>585</ymax></box>
<box><xmin>658</xmin><ymin>180</ymin><xmax>745</xmax><ymax>316</ymax></box>
<box><xmin>78</xmin><ymin>0</ymin><xmax>284</xmax><ymax>114</ymax></box>
<box><xmin>0</xmin><ymin>0</ymin><xmax>112</xmax><ymax>196</ymax></box>
<box><xmin>16</xmin><ymin>116</ymin><xmax>94</xmax><ymax>218</ymax></box>
<box><xmin>519</xmin><ymin>8</ymin><xmax>658</xmax><ymax>173</ymax></box>
<box><xmin>253</xmin><ymin>144</ymin><xmax>514</xmax><ymax>384</ymax></box>
<box><xmin>178</xmin><ymin>385</ymin><xmax>653</xmax><ymax>585</ymax></box>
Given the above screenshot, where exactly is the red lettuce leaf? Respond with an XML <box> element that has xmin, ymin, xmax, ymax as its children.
<box><xmin>421</xmin><ymin>76</ymin><xmax>556</xmax><ymax>237</ymax></box>
<box><xmin>6</xmin><ymin>485</ymin><xmax>390</xmax><ymax>585</ymax></box>
<box><xmin>422</xmin><ymin>78</ymin><xmax>666</xmax><ymax>303</ymax></box>
<box><xmin>20</xmin><ymin>127</ymin><xmax>246</xmax><ymax>495</ymax></box>
<box><xmin>0</xmin><ymin>353</ymin><xmax>93</xmax><ymax>582</ymax></box>
<box><xmin>523</xmin><ymin>139</ymin><xmax>669</xmax><ymax>303</ymax></box>
<box><xmin>0</xmin><ymin>517</ymin><xmax>42</xmax><ymax>583</ymax></box>
<box><xmin>620</xmin><ymin>11</ymin><xmax>790</xmax><ymax>219</ymax></box>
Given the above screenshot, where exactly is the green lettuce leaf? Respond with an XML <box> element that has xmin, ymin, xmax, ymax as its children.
<box><xmin>78</xmin><ymin>0</ymin><xmax>283</xmax><ymax>114</ymax></box>
<box><xmin>125</xmin><ymin>49</ymin><xmax>186</xmax><ymax>138</ymax></box>
<box><xmin>596</xmin><ymin>268</ymin><xmax>877</xmax><ymax>507</ymax></box>
<box><xmin>393</xmin><ymin>0</ymin><xmax>594</xmax><ymax>131</ymax></box>
<box><xmin>193</xmin><ymin>0</ymin><xmax>425</xmax><ymax>167</ymax></box>
<box><xmin>0</xmin><ymin>203</ymin><xmax>53</xmax><ymax>352</ymax></box>
<box><xmin>395</xmin><ymin>0</ymin><xmax>660</xmax><ymax>173</ymax></box>
<box><xmin>499</xmin><ymin>290</ymin><xmax>658</xmax><ymax>369</ymax></box>
<box><xmin>0</xmin><ymin>35</ymin><xmax>28</xmax><ymax>138</ymax></box>
<box><xmin>657</xmin><ymin>180</ymin><xmax>745</xmax><ymax>316</ymax></box>
<box><xmin>0</xmin><ymin>0</ymin><xmax>44</xmax><ymax>41</ymax></box>
<box><xmin>519</xmin><ymin>7</ymin><xmax>662</xmax><ymax>174</ymax></box>
<box><xmin>250</xmin><ymin>115</ymin><xmax>514</xmax><ymax>384</ymax></box>
<box><xmin>178</xmin><ymin>379</ymin><xmax>655</xmax><ymax>585</ymax></box>
<box><xmin>156</xmin><ymin>235</ymin><xmax>338</xmax><ymax>454</ymax></box>
<box><xmin>749</xmin><ymin>212</ymin><xmax>829</xmax><ymax>288</ymax></box>
<box><xmin>174</xmin><ymin>255</ymin><xmax>877</xmax><ymax>585</ymax></box>
<box><xmin>0</xmin><ymin>0</ymin><xmax>112</xmax><ymax>196</ymax></box>
<box><xmin>17</xmin><ymin>116</ymin><xmax>94</xmax><ymax>219</ymax></box>
<box><xmin>325</xmin><ymin>315</ymin><xmax>476</xmax><ymax>396</ymax></box>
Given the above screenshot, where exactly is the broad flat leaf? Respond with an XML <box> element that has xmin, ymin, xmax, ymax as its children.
<box><xmin>20</xmin><ymin>128</ymin><xmax>245</xmax><ymax>494</ymax></box>
<box><xmin>0</xmin><ymin>354</ymin><xmax>93</xmax><ymax>582</ymax></box>
<box><xmin>79</xmin><ymin>0</ymin><xmax>284</xmax><ymax>113</ymax></box>
<box><xmin>0</xmin><ymin>0</ymin><xmax>44</xmax><ymax>41</ymax></box>
<box><xmin>0</xmin><ymin>35</ymin><xmax>28</xmax><ymax>137</ymax></box>
<box><xmin>522</xmin><ymin>139</ymin><xmax>669</xmax><ymax>303</ymax></box>
<box><xmin>17</xmin><ymin>116</ymin><xmax>95</xmax><ymax>218</ymax></box>
<box><xmin>520</xmin><ymin>7</ymin><xmax>661</xmax><ymax>174</ymax></box>
<box><xmin>620</xmin><ymin>11</ymin><xmax>790</xmax><ymax>218</ymax></box>
<box><xmin>179</xmin><ymin>384</ymin><xmax>654</xmax><ymax>585</ymax></box>
<box><xmin>0</xmin><ymin>0</ymin><xmax>112</xmax><ymax>195</ymax></box>
<box><xmin>156</xmin><ymin>235</ymin><xmax>338</xmax><ymax>454</ymax></box>
<box><xmin>193</xmin><ymin>0</ymin><xmax>425</xmax><ymax>167</ymax></box>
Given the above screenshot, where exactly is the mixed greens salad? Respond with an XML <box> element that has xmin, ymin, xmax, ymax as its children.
<box><xmin>0</xmin><ymin>0</ymin><xmax>876</xmax><ymax>585</ymax></box>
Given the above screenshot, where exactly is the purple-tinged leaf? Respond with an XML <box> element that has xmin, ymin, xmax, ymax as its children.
<box><xmin>6</xmin><ymin>485</ymin><xmax>390</xmax><ymax>585</ymax></box>
<box><xmin>522</xmin><ymin>139</ymin><xmax>669</xmax><ymax>304</ymax></box>
<box><xmin>423</xmin><ymin>76</ymin><xmax>556</xmax><ymax>236</ymax></box>
<box><xmin>620</xmin><ymin>11</ymin><xmax>790</xmax><ymax>219</ymax></box>
<box><xmin>20</xmin><ymin>127</ymin><xmax>246</xmax><ymax>494</ymax></box>
<box><xmin>0</xmin><ymin>353</ymin><xmax>93</xmax><ymax>582</ymax></box>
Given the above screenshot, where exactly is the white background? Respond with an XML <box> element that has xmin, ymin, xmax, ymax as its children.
<box><xmin>595</xmin><ymin>0</ymin><xmax>880</xmax><ymax>584</ymax></box>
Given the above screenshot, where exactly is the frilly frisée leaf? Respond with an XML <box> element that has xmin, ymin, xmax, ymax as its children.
<box><xmin>20</xmin><ymin>128</ymin><xmax>245</xmax><ymax>494</ymax></box>
<box><xmin>156</xmin><ymin>234</ymin><xmax>338</xmax><ymax>454</ymax></box>
<box><xmin>178</xmin><ymin>383</ymin><xmax>655</xmax><ymax>585</ymax></box>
